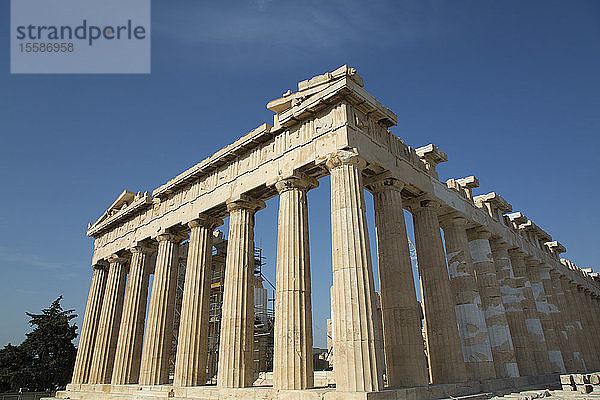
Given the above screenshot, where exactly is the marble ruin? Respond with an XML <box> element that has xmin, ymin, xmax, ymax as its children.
<box><xmin>52</xmin><ymin>66</ymin><xmax>600</xmax><ymax>399</ymax></box>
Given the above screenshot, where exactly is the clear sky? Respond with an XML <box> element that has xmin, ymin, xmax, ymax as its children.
<box><xmin>1</xmin><ymin>0</ymin><xmax>599</xmax><ymax>349</ymax></box>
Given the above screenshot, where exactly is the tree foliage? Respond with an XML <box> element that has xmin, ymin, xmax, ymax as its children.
<box><xmin>0</xmin><ymin>297</ymin><xmax>78</xmax><ymax>392</ymax></box>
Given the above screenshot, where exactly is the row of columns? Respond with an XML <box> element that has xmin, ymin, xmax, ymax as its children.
<box><xmin>73</xmin><ymin>149</ymin><xmax>600</xmax><ymax>393</ymax></box>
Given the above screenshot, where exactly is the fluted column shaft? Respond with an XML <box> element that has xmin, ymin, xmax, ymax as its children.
<box><xmin>583</xmin><ymin>292</ymin><xmax>600</xmax><ymax>368</ymax></box>
<box><xmin>412</xmin><ymin>200</ymin><xmax>467</xmax><ymax>384</ymax></box>
<box><xmin>326</xmin><ymin>150</ymin><xmax>383</xmax><ymax>392</ymax></box>
<box><xmin>490</xmin><ymin>242</ymin><xmax>534</xmax><ymax>376</ymax></box>
<box><xmin>173</xmin><ymin>215</ymin><xmax>222</xmax><ymax>387</ymax></box>
<box><xmin>585</xmin><ymin>293</ymin><xmax>600</xmax><ymax>366</ymax></box>
<box><xmin>367</xmin><ymin>176</ymin><xmax>429</xmax><ymax>387</ymax></box>
<box><xmin>90</xmin><ymin>256</ymin><xmax>128</xmax><ymax>383</ymax></box>
<box><xmin>544</xmin><ymin>269</ymin><xmax>576</xmax><ymax>371</ymax></box>
<box><xmin>510</xmin><ymin>251</ymin><xmax>551</xmax><ymax>375</ymax></box>
<box><xmin>526</xmin><ymin>263</ymin><xmax>566</xmax><ymax>373</ymax></box>
<box><xmin>561</xmin><ymin>278</ymin><xmax>591</xmax><ymax>371</ymax></box>
<box><xmin>71</xmin><ymin>263</ymin><xmax>108</xmax><ymax>384</ymax></box>
<box><xmin>467</xmin><ymin>229</ymin><xmax>519</xmax><ymax>378</ymax></box>
<box><xmin>273</xmin><ymin>175</ymin><xmax>316</xmax><ymax>390</ymax></box>
<box><xmin>139</xmin><ymin>234</ymin><xmax>181</xmax><ymax>385</ymax></box>
<box><xmin>217</xmin><ymin>196</ymin><xmax>265</xmax><ymax>388</ymax></box>
<box><xmin>112</xmin><ymin>245</ymin><xmax>153</xmax><ymax>384</ymax></box>
<box><xmin>550</xmin><ymin>272</ymin><xmax>583</xmax><ymax>372</ymax></box>
<box><xmin>440</xmin><ymin>216</ymin><xmax>495</xmax><ymax>381</ymax></box>
<box><xmin>575</xmin><ymin>287</ymin><xmax>600</xmax><ymax>371</ymax></box>
<box><xmin>563</xmin><ymin>280</ymin><xmax>593</xmax><ymax>371</ymax></box>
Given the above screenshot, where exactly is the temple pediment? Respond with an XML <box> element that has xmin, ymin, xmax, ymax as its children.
<box><xmin>87</xmin><ymin>190</ymin><xmax>152</xmax><ymax>236</ymax></box>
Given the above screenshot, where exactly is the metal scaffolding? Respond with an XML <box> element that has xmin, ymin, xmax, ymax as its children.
<box><xmin>166</xmin><ymin>233</ymin><xmax>275</xmax><ymax>383</ymax></box>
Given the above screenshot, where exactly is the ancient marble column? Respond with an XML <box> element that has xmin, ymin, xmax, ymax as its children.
<box><xmin>366</xmin><ymin>175</ymin><xmax>429</xmax><ymax>387</ymax></box>
<box><xmin>467</xmin><ymin>229</ymin><xmax>519</xmax><ymax>378</ymax></box>
<box><xmin>507</xmin><ymin>249</ymin><xmax>552</xmax><ymax>375</ymax></box>
<box><xmin>583</xmin><ymin>292</ymin><xmax>600</xmax><ymax>367</ymax></box>
<box><xmin>564</xmin><ymin>280</ymin><xmax>594</xmax><ymax>371</ymax></box>
<box><xmin>326</xmin><ymin>149</ymin><xmax>383</xmax><ymax>392</ymax></box>
<box><xmin>544</xmin><ymin>269</ymin><xmax>576</xmax><ymax>372</ymax></box>
<box><xmin>490</xmin><ymin>242</ymin><xmax>534</xmax><ymax>377</ymax></box>
<box><xmin>490</xmin><ymin>240</ymin><xmax>541</xmax><ymax>376</ymax></box>
<box><xmin>585</xmin><ymin>293</ymin><xmax>600</xmax><ymax>366</ymax></box>
<box><xmin>440</xmin><ymin>216</ymin><xmax>495</xmax><ymax>381</ymax></box>
<box><xmin>550</xmin><ymin>272</ymin><xmax>583</xmax><ymax>372</ymax></box>
<box><xmin>71</xmin><ymin>261</ymin><xmax>108</xmax><ymax>384</ymax></box>
<box><xmin>139</xmin><ymin>233</ymin><xmax>182</xmax><ymax>385</ymax></box>
<box><xmin>173</xmin><ymin>215</ymin><xmax>222</xmax><ymax>387</ymax></box>
<box><xmin>217</xmin><ymin>195</ymin><xmax>265</xmax><ymax>388</ymax></box>
<box><xmin>112</xmin><ymin>244</ymin><xmax>153</xmax><ymax>384</ymax></box>
<box><xmin>525</xmin><ymin>261</ymin><xmax>566</xmax><ymax>373</ymax></box>
<box><xmin>412</xmin><ymin>199</ymin><xmax>467</xmax><ymax>384</ymax></box>
<box><xmin>272</xmin><ymin>174</ymin><xmax>317</xmax><ymax>390</ymax></box>
<box><xmin>560</xmin><ymin>276</ymin><xmax>591</xmax><ymax>372</ymax></box>
<box><xmin>89</xmin><ymin>255</ymin><xmax>128</xmax><ymax>384</ymax></box>
<box><xmin>576</xmin><ymin>287</ymin><xmax>600</xmax><ymax>371</ymax></box>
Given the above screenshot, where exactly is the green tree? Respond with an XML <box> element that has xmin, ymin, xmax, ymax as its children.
<box><xmin>0</xmin><ymin>297</ymin><xmax>78</xmax><ymax>392</ymax></box>
<box><xmin>0</xmin><ymin>343</ymin><xmax>31</xmax><ymax>391</ymax></box>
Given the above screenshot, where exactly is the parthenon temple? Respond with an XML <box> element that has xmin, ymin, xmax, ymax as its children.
<box><xmin>52</xmin><ymin>66</ymin><xmax>600</xmax><ymax>400</ymax></box>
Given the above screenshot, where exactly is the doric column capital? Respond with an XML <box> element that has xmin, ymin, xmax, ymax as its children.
<box><xmin>364</xmin><ymin>172</ymin><xmax>405</xmax><ymax>194</ymax></box>
<box><xmin>226</xmin><ymin>194</ymin><xmax>266</xmax><ymax>213</ymax></box>
<box><xmin>549</xmin><ymin>268</ymin><xmax>562</xmax><ymax>278</ymax></box>
<box><xmin>407</xmin><ymin>197</ymin><xmax>441</xmax><ymax>214</ymax></box>
<box><xmin>466</xmin><ymin>227</ymin><xmax>491</xmax><ymax>241</ymax></box>
<box><xmin>130</xmin><ymin>242</ymin><xmax>156</xmax><ymax>255</ymax></box>
<box><xmin>323</xmin><ymin>148</ymin><xmax>367</xmax><ymax>172</ymax></box>
<box><xmin>558</xmin><ymin>274</ymin><xmax>571</xmax><ymax>283</ymax></box>
<box><xmin>156</xmin><ymin>232</ymin><xmax>186</xmax><ymax>244</ymax></box>
<box><xmin>508</xmin><ymin>247</ymin><xmax>526</xmax><ymax>256</ymax></box>
<box><xmin>188</xmin><ymin>214</ymin><xmax>223</xmax><ymax>230</ymax></box>
<box><xmin>108</xmin><ymin>254</ymin><xmax>128</xmax><ymax>265</ymax></box>
<box><xmin>274</xmin><ymin>172</ymin><xmax>318</xmax><ymax>194</ymax></box>
<box><xmin>93</xmin><ymin>259</ymin><xmax>109</xmax><ymax>271</ymax></box>
<box><xmin>489</xmin><ymin>239</ymin><xmax>511</xmax><ymax>251</ymax></box>
<box><xmin>523</xmin><ymin>254</ymin><xmax>542</xmax><ymax>266</ymax></box>
<box><xmin>438</xmin><ymin>213</ymin><xmax>468</xmax><ymax>230</ymax></box>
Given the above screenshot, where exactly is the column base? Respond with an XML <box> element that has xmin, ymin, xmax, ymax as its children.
<box><xmin>52</xmin><ymin>374</ymin><xmax>562</xmax><ymax>400</ymax></box>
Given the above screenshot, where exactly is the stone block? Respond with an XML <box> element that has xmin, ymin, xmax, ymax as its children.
<box><xmin>560</xmin><ymin>374</ymin><xmax>575</xmax><ymax>385</ymax></box>
<box><xmin>577</xmin><ymin>384</ymin><xmax>593</xmax><ymax>394</ymax></box>
<box><xmin>323</xmin><ymin>392</ymin><xmax>368</xmax><ymax>400</ymax></box>
<box><xmin>278</xmin><ymin>390</ymin><xmax>325</xmax><ymax>400</ymax></box>
<box><xmin>572</xmin><ymin>374</ymin><xmax>587</xmax><ymax>384</ymax></box>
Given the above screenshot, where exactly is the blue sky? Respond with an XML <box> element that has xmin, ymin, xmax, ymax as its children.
<box><xmin>1</xmin><ymin>0</ymin><xmax>599</xmax><ymax>349</ymax></box>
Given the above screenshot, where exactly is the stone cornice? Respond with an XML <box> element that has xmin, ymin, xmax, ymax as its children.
<box><xmin>519</xmin><ymin>220</ymin><xmax>552</xmax><ymax>242</ymax></box>
<box><xmin>152</xmin><ymin>123</ymin><xmax>274</xmax><ymax>199</ymax></box>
